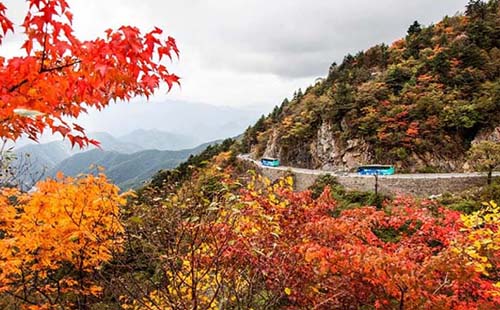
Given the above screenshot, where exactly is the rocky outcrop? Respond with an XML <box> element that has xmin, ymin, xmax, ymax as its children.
<box><xmin>262</xmin><ymin>128</ymin><xmax>280</xmax><ymax>158</ymax></box>
<box><xmin>309</xmin><ymin>121</ymin><xmax>342</xmax><ymax>169</ymax></box>
<box><xmin>461</xmin><ymin>126</ymin><xmax>500</xmax><ymax>171</ymax></box>
<box><xmin>341</xmin><ymin>138</ymin><xmax>372</xmax><ymax>169</ymax></box>
<box><xmin>309</xmin><ymin>121</ymin><xmax>372</xmax><ymax>171</ymax></box>
<box><xmin>472</xmin><ymin>126</ymin><xmax>500</xmax><ymax>144</ymax></box>
<box><xmin>259</xmin><ymin>121</ymin><xmax>372</xmax><ymax>171</ymax></box>
<box><xmin>259</xmin><ymin>122</ymin><xmax>500</xmax><ymax>173</ymax></box>
<box><xmin>408</xmin><ymin>152</ymin><xmax>461</xmax><ymax>172</ymax></box>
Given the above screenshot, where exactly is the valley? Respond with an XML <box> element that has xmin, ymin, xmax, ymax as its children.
<box><xmin>13</xmin><ymin>130</ymin><xmax>219</xmax><ymax>190</ymax></box>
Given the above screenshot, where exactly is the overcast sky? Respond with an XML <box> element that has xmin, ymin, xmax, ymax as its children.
<box><xmin>2</xmin><ymin>0</ymin><xmax>469</xmax><ymax>136</ymax></box>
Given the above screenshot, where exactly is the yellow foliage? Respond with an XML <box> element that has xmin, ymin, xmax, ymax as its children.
<box><xmin>459</xmin><ymin>201</ymin><xmax>500</xmax><ymax>291</ymax></box>
<box><xmin>126</xmin><ymin>259</ymin><xmax>222</xmax><ymax>310</ymax></box>
<box><xmin>0</xmin><ymin>173</ymin><xmax>125</xmax><ymax>308</ymax></box>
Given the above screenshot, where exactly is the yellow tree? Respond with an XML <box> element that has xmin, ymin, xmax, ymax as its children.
<box><xmin>468</xmin><ymin>141</ymin><xmax>500</xmax><ymax>185</ymax></box>
<box><xmin>0</xmin><ymin>173</ymin><xmax>125</xmax><ymax>309</ymax></box>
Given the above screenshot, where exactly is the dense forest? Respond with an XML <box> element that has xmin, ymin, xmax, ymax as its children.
<box><xmin>241</xmin><ymin>0</ymin><xmax>500</xmax><ymax>171</ymax></box>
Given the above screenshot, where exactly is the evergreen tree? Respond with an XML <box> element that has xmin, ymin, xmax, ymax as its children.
<box><xmin>407</xmin><ymin>20</ymin><xmax>422</xmax><ymax>36</ymax></box>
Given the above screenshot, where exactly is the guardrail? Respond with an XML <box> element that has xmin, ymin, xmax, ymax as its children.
<box><xmin>238</xmin><ymin>154</ymin><xmax>499</xmax><ymax>196</ymax></box>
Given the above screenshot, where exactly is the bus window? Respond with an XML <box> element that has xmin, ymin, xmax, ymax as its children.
<box><xmin>261</xmin><ymin>157</ymin><xmax>280</xmax><ymax>167</ymax></box>
<box><xmin>357</xmin><ymin>165</ymin><xmax>395</xmax><ymax>175</ymax></box>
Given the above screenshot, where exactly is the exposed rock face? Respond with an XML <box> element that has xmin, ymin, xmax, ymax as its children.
<box><xmin>461</xmin><ymin>126</ymin><xmax>500</xmax><ymax>171</ymax></box>
<box><xmin>472</xmin><ymin>126</ymin><xmax>500</xmax><ymax>143</ymax></box>
<box><xmin>263</xmin><ymin>128</ymin><xmax>279</xmax><ymax>158</ymax></box>
<box><xmin>309</xmin><ymin>121</ymin><xmax>372</xmax><ymax>171</ymax></box>
<box><xmin>259</xmin><ymin>122</ymin><xmax>499</xmax><ymax>173</ymax></box>
<box><xmin>255</xmin><ymin>121</ymin><xmax>371</xmax><ymax>171</ymax></box>
<box><xmin>409</xmin><ymin>152</ymin><xmax>460</xmax><ymax>172</ymax></box>
<box><xmin>341</xmin><ymin>138</ymin><xmax>371</xmax><ymax>169</ymax></box>
<box><xmin>310</xmin><ymin>121</ymin><xmax>342</xmax><ymax>170</ymax></box>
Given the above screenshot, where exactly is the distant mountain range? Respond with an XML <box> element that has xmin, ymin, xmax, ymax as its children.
<box><xmin>10</xmin><ymin>101</ymin><xmax>265</xmax><ymax>190</ymax></box>
<box><xmin>13</xmin><ymin>130</ymin><xmax>217</xmax><ymax>190</ymax></box>
<box><xmin>73</xmin><ymin>101</ymin><xmax>264</xmax><ymax>143</ymax></box>
<box><xmin>48</xmin><ymin>143</ymin><xmax>211</xmax><ymax>189</ymax></box>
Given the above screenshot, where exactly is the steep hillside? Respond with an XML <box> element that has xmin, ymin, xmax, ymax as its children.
<box><xmin>15</xmin><ymin>132</ymin><xmax>142</xmax><ymax>171</ymax></box>
<box><xmin>15</xmin><ymin>141</ymin><xmax>71</xmax><ymax>170</ymax></box>
<box><xmin>49</xmin><ymin>142</ymin><xmax>213</xmax><ymax>189</ymax></box>
<box><xmin>14</xmin><ymin>127</ymin><xmax>225</xmax><ymax>179</ymax></box>
<box><xmin>241</xmin><ymin>1</ymin><xmax>500</xmax><ymax>172</ymax></box>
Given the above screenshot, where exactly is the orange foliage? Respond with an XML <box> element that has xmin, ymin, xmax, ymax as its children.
<box><xmin>0</xmin><ymin>173</ymin><xmax>125</xmax><ymax>308</ymax></box>
<box><xmin>391</xmin><ymin>38</ymin><xmax>406</xmax><ymax>50</ymax></box>
<box><xmin>417</xmin><ymin>74</ymin><xmax>435</xmax><ymax>83</ymax></box>
<box><xmin>110</xmin><ymin>164</ymin><xmax>500</xmax><ymax>309</ymax></box>
<box><xmin>406</xmin><ymin>121</ymin><xmax>419</xmax><ymax>137</ymax></box>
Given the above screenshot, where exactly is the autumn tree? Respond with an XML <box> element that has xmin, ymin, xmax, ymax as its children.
<box><xmin>0</xmin><ymin>0</ymin><xmax>180</xmax><ymax>308</ymax></box>
<box><xmin>0</xmin><ymin>0</ymin><xmax>179</xmax><ymax>148</ymax></box>
<box><xmin>407</xmin><ymin>20</ymin><xmax>422</xmax><ymax>37</ymax></box>
<box><xmin>458</xmin><ymin>200</ymin><xmax>500</xmax><ymax>287</ymax></box>
<box><xmin>110</xmin><ymin>153</ymin><xmax>267</xmax><ymax>310</ymax></box>
<box><xmin>468</xmin><ymin>140</ymin><xmax>500</xmax><ymax>184</ymax></box>
<box><xmin>0</xmin><ymin>173</ymin><xmax>125</xmax><ymax>309</ymax></box>
<box><xmin>109</xmin><ymin>151</ymin><xmax>500</xmax><ymax>310</ymax></box>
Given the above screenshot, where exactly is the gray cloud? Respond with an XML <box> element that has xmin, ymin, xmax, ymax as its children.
<box><xmin>3</xmin><ymin>0</ymin><xmax>469</xmax><ymax>79</ymax></box>
<box><xmin>190</xmin><ymin>0</ymin><xmax>469</xmax><ymax>78</ymax></box>
<box><xmin>2</xmin><ymin>0</ymin><xmax>470</xmax><ymax>128</ymax></box>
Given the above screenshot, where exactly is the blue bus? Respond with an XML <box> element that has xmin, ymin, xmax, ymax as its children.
<box><xmin>261</xmin><ymin>157</ymin><xmax>280</xmax><ymax>167</ymax></box>
<box><xmin>357</xmin><ymin>165</ymin><xmax>395</xmax><ymax>175</ymax></box>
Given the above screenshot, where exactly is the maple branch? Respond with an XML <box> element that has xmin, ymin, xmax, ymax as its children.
<box><xmin>8</xmin><ymin>78</ymin><xmax>29</xmax><ymax>92</ymax></box>
<box><xmin>432</xmin><ymin>272</ymin><xmax>449</xmax><ymax>295</ymax></box>
<box><xmin>8</xmin><ymin>25</ymin><xmax>78</xmax><ymax>94</ymax></box>
<box><xmin>6</xmin><ymin>26</ymin><xmax>78</xmax><ymax>92</ymax></box>
<box><xmin>7</xmin><ymin>60</ymin><xmax>80</xmax><ymax>94</ymax></box>
<box><xmin>40</xmin><ymin>59</ymin><xmax>82</xmax><ymax>73</ymax></box>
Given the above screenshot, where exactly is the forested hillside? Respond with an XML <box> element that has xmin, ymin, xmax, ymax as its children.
<box><xmin>241</xmin><ymin>0</ymin><xmax>500</xmax><ymax>172</ymax></box>
<box><xmin>49</xmin><ymin>145</ymin><xmax>208</xmax><ymax>189</ymax></box>
<box><xmin>12</xmin><ymin>131</ymin><xmax>208</xmax><ymax>190</ymax></box>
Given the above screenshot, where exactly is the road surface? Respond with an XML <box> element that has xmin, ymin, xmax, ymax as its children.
<box><xmin>238</xmin><ymin>154</ymin><xmax>500</xmax><ymax>180</ymax></box>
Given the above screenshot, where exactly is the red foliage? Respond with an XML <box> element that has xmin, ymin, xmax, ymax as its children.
<box><xmin>0</xmin><ymin>0</ymin><xmax>179</xmax><ymax>147</ymax></box>
<box><xmin>221</xmin><ymin>182</ymin><xmax>500</xmax><ymax>310</ymax></box>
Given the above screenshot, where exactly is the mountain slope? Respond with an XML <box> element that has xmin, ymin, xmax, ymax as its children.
<box><xmin>241</xmin><ymin>1</ymin><xmax>500</xmax><ymax>172</ymax></box>
<box><xmin>13</xmin><ymin>132</ymin><xmax>211</xmax><ymax>189</ymax></box>
<box><xmin>15</xmin><ymin>141</ymin><xmax>71</xmax><ymax>170</ymax></box>
<box><xmin>14</xmin><ymin>132</ymin><xmax>143</xmax><ymax>173</ymax></box>
<box><xmin>89</xmin><ymin>132</ymin><xmax>143</xmax><ymax>153</ymax></box>
<box><xmin>49</xmin><ymin>142</ymin><xmax>213</xmax><ymax>189</ymax></box>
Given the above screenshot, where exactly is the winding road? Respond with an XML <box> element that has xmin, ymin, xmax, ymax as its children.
<box><xmin>238</xmin><ymin>154</ymin><xmax>500</xmax><ymax>179</ymax></box>
<box><xmin>238</xmin><ymin>154</ymin><xmax>500</xmax><ymax>196</ymax></box>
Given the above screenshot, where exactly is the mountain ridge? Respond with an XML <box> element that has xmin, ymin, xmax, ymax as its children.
<box><xmin>240</xmin><ymin>2</ymin><xmax>500</xmax><ymax>172</ymax></box>
<box><xmin>13</xmin><ymin>131</ymin><xmax>219</xmax><ymax>190</ymax></box>
<box><xmin>48</xmin><ymin>144</ymin><xmax>211</xmax><ymax>190</ymax></box>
